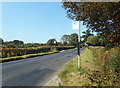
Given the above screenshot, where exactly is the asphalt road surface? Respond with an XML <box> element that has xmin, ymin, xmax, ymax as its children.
<box><xmin>2</xmin><ymin>48</ymin><xmax>85</xmax><ymax>86</ymax></box>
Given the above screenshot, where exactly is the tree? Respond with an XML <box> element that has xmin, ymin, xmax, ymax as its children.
<box><xmin>86</xmin><ymin>36</ymin><xmax>99</xmax><ymax>46</ymax></box>
<box><xmin>57</xmin><ymin>42</ymin><xmax>63</xmax><ymax>46</ymax></box>
<box><xmin>97</xmin><ymin>33</ymin><xmax>105</xmax><ymax>46</ymax></box>
<box><xmin>69</xmin><ymin>33</ymin><xmax>78</xmax><ymax>46</ymax></box>
<box><xmin>62</xmin><ymin>2</ymin><xmax>120</xmax><ymax>46</ymax></box>
<box><xmin>0</xmin><ymin>38</ymin><xmax>4</xmax><ymax>44</ymax></box>
<box><xmin>6</xmin><ymin>43</ymin><xmax>16</xmax><ymax>48</ymax></box>
<box><xmin>13</xmin><ymin>40</ymin><xmax>24</xmax><ymax>44</ymax></box>
<box><xmin>61</xmin><ymin>35</ymin><xmax>70</xmax><ymax>45</ymax></box>
<box><xmin>81</xmin><ymin>29</ymin><xmax>94</xmax><ymax>42</ymax></box>
<box><xmin>63</xmin><ymin>41</ymin><xmax>68</xmax><ymax>46</ymax></box>
<box><xmin>47</xmin><ymin>38</ymin><xmax>57</xmax><ymax>45</ymax></box>
<box><xmin>86</xmin><ymin>35</ymin><xmax>105</xmax><ymax>46</ymax></box>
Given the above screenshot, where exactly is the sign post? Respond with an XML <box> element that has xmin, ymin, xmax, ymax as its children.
<box><xmin>72</xmin><ymin>21</ymin><xmax>80</xmax><ymax>68</ymax></box>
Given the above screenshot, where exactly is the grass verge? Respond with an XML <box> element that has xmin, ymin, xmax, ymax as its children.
<box><xmin>58</xmin><ymin>48</ymin><xmax>95</xmax><ymax>86</ymax></box>
<box><xmin>58</xmin><ymin>47</ymin><xmax>120</xmax><ymax>86</ymax></box>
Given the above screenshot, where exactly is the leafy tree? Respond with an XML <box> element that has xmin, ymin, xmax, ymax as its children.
<box><xmin>47</xmin><ymin>38</ymin><xmax>57</xmax><ymax>45</ymax></box>
<box><xmin>86</xmin><ymin>35</ymin><xmax>105</xmax><ymax>46</ymax></box>
<box><xmin>6</xmin><ymin>43</ymin><xmax>16</xmax><ymax>48</ymax></box>
<box><xmin>32</xmin><ymin>43</ymin><xmax>41</xmax><ymax>47</ymax></box>
<box><xmin>13</xmin><ymin>40</ymin><xmax>24</xmax><ymax>44</ymax></box>
<box><xmin>62</xmin><ymin>2</ymin><xmax>120</xmax><ymax>46</ymax></box>
<box><xmin>0</xmin><ymin>38</ymin><xmax>4</xmax><ymax>44</ymax></box>
<box><xmin>69</xmin><ymin>33</ymin><xmax>78</xmax><ymax>46</ymax></box>
<box><xmin>81</xmin><ymin>29</ymin><xmax>94</xmax><ymax>42</ymax></box>
<box><xmin>97</xmin><ymin>33</ymin><xmax>105</xmax><ymax>46</ymax></box>
<box><xmin>63</xmin><ymin>41</ymin><xmax>68</xmax><ymax>46</ymax></box>
<box><xmin>57</xmin><ymin>42</ymin><xmax>63</xmax><ymax>46</ymax></box>
<box><xmin>61</xmin><ymin>35</ymin><xmax>70</xmax><ymax>44</ymax></box>
<box><xmin>86</xmin><ymin>36</ymin><xmax>99</xmax><ymax>46</ymax></box>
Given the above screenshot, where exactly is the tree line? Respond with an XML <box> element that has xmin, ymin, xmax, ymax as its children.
<box><xmin>0</xmin><ymin>39</ymin><xmax>45</xmax><ymax>48</ymax></box>
<box><xmin>0</xmin><ymin>30</ymin><xmax>108</xmax><ymax>48</ymax></box>
<box><xmin>47</xmin><ymin>33</ymin><xmax>79</xmax><ymax>47</ymax></box>
<box><xmin>0</xmin><ymin>33</ymin><xmax>80</xmax><ymax>48</ymax></box>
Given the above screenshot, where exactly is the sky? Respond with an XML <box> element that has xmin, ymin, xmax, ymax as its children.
<box><xmin>2</xmin><ymin>2</ymin><xmax>88</xmax><ymax>43</ymax></box>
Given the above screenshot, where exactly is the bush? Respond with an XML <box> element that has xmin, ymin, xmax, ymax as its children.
<box><xmin>89</xmin><ymin>46</ymin><xmax>120</xmax><ymax>86</ymax></box>
<box><xmin>86</xmin><ymin>36</ymin><xmax>99</xmax><ymax>46</ymax></box>
<box><xmin>2</xmin><ymin>47</ymin><xmax>51</xmax><ymax>58</ymax></box>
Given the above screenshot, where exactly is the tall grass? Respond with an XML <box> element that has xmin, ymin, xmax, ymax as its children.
<box><xmin>89</xmin><ymin>46</ymin><xmax>120</xmax><ymax>86</ymax></box>
<box><xmin>59</xmin><ymin>47</ymin><xmax>120</xmax><ymax>86</ymax></box>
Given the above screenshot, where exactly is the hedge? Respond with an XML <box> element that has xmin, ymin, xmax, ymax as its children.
<box><xmin>1</xmin><ymin>46</ymin><xmax>75</xmax><ymax>58</ymax></box>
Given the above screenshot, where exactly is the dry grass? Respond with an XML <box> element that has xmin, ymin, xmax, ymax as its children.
<box><xmin>58</xmin><ymin>48</ymin><xmax>101</xmax><ymax>86</ymax></box>
<box><xmin>59</xmin><ymin>47</ymin><xmax>120</xmax><ymax>86</ymax></box>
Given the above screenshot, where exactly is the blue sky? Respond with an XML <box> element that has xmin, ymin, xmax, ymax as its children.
<box><xmin>2</xmin><ymin>2</ymin><xmax>88</xmax><ymax>43</ymax></box>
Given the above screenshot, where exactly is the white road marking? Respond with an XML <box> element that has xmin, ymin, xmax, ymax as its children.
<box><xmin>43</xmin><ymin>75</ymin><xmax>63</xmax><ymax>87</ymax></box>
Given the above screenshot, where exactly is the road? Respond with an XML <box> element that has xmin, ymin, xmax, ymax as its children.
<box><xmin>2</xmin><ymin>48</ymin><xmax>85</xmax><ymax>86</ymax></box>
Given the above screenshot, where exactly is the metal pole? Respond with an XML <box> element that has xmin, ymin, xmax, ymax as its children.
<box><xmin>78</xmin><ymin>21</ymin><xmax>80</xmax><ymax>68</ymax></box>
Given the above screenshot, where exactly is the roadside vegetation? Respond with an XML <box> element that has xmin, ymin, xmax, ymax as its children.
<box><xmin>58</xmin><ymin>2</ymin><xmax>120</xmax><ymax>87</ymax></box>
<box><xmin>1</xmin><ymin>51</ymin><xmax>58</xmax><ymax>63</ymax></box>
<box><xmin>59</xmin><ymin>47</ymin><xmax>120</xmax><ymax>86</ymax></box>
<box><xmin>1</xmin><ymin>47</ymin><xmax>77</xmax><ymax>63</ymax></box>
<box><xmin>2</xmin><ymin>46</ymin><xmax>74</xmax><ymax>58</ymax></box>
<box><xmin>0</xmin><ymin>31</ymin><xmax>86</xmax><ymax>62</ymax></box>
<box><xmin>0</xmin><ymin>33</ymin><xmax>79</xmax><ymax>62</ymax></box>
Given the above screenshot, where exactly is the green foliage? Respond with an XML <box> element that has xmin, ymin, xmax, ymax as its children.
<box><xmin>50</xmin><ymin>47</ymin><xmax>58</xmax><ymax>52</ymax></box>
<box><xmin>2</xmin><ymin>47</ymin><xmax>51</xmax><ymax>58</ymax></box>
<box><xmin>89</xmin><ymin>47</ymin><xmax>120</xmax><ymax>86</ymax></box>
<box><xmin>62</xmin><ymin>2</ymin><xmax>120</xmax><ymax>46</ymax></box>
<box><xmin>69</xmin><ymin>33</ymin><xmax>78</xmax><ymax>47</ymax></box>
<box><xmin>1</xmin><ymin>51</ymin><xmax>59</xmax><ymax>63</ymax></box>
<box><xmin>60</xmin><ymin>58</ymin><xmax>79</xmax><ymax>77</ymax></box>
<box><xmin>1</xmin><ymin>46</ymin><xmax>75</xmax><ymax>62</ymax></box>
<box><xmin>81</xmin><ymin>29</ymin><xmax>94</xmax><ymax>43</ymax></box>
<box><xmin>2</xmin><ymin>46</ymin><xmax>75</xmax><ymax>58</ymax></box>
<box><xmin>13</xmin><ymin>40</ymin><xmax>24</xmax><ymax>44</ymax></box>
<box><xmin>80</xmin><ymin>43</ymin><xmax>85</xmax><ymax>48</ymax></box>
<box><xmin>0</xmin><ymin>38</ymin><xmax>4</xmax><ymax>44</ymax></box>
<box><xmin>86</xmin><ymin>36</ymin><xmax>99</xmax><ymax>46</ymax></box>
<box><xmin>61</xmin><ymin>35</ymin><xmax>69</xmax><ymax>44</ymax></box>
<box><xmin>46</xmin><ymin>38</ymin><xmax>57</xmax><ymax>45</ymax></box>
<box><xmin>4</xmin><ymin>40</ymin><xmax>24</xmax><ymax>45</ymax></box>
<box><xmin>63</xmin><ymin>41</ymin><xmax>68</xmax><ymax>46</ymax></box>
<box><xmin>61</xmin><ymin>33</ymin><xmax>78</xmax><ymax>47</ymax></box>
<box><xmin>59</xmin><ymin>47</ymin><xmax>120</xmax><ymax>86</ymax></box>
<box><xmin>86</xmin><ymin>35</ymin><xmax>105</xmax><ymax>46</ymax></box>
<box><xmin>57</xmin><ymin>42</ymin><xmax>63</xmax><ymax>46</ymax></box>
<box><xmin>3</xmin><ymin>40</ymin><xmax>43</xmax><ymax>48</ymax></box>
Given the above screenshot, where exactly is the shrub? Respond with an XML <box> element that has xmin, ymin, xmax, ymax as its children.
<box><xmin>86</xmin><ymin>36</ymin><xmax>99</xmax><ymax>46</ymax></box>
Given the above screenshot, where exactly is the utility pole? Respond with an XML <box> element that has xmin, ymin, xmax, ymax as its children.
<box><xmin>78</xmin><ymin>21</ymin><xmax>80</xmax><ymax>68</ymax></box>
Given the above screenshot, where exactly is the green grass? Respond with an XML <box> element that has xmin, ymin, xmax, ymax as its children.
<box><xmin>59</xmin><ymin>47</ymin><xmax>120</xmax><ymax>86</ymax></box>
<box><xmin>1</xmin><ymin>56</ymin><xmax>24</xmax><ymax>62</ymax></box>
<box><xmin>58</xmin><ymin>48</ymin><xmax>96</xmax><ymax>86</ymax></box>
